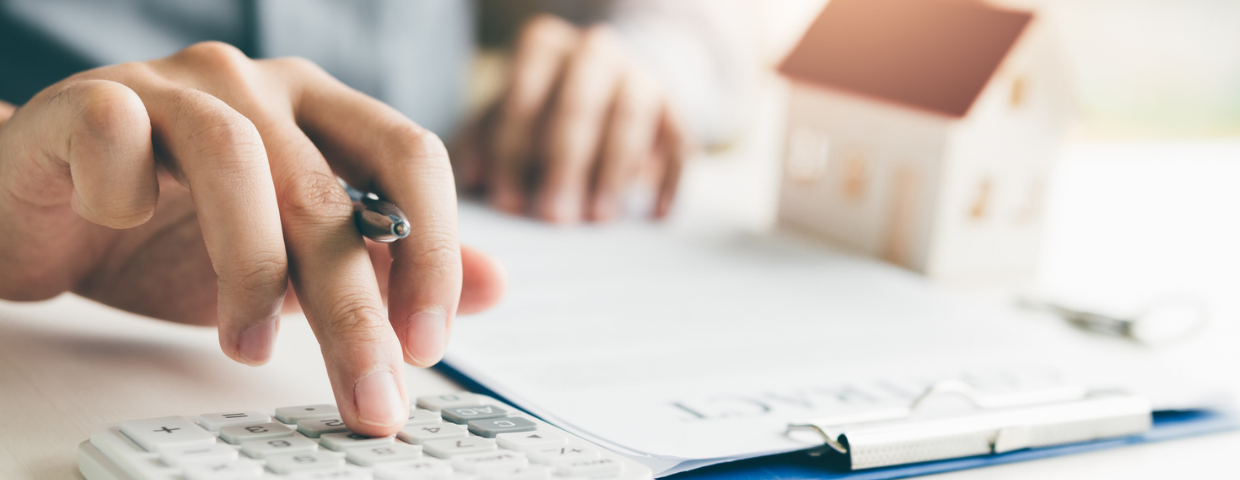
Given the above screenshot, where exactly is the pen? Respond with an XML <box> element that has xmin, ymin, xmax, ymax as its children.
<box><xmin>337</xmin><ymin>177</ymin><xmax>411</xmax><ymax>243</ymax></box>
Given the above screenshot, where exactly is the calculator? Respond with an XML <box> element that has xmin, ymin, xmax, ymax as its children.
<box><xmin>78</xmin><ymin>392</ymin><xmax>654</xmax><ymax>480</ymax></box>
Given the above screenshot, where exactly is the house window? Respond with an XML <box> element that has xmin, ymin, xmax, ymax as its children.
<box><xmin>787</xmin><ymin>127</ymin><xmax>831</xmax><ymax>184</ymax></box>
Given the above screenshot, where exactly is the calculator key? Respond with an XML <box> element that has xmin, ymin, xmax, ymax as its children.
<box><xmin>552</xmin><ymin>457</ymin><xmax>624</xmax><ymax>477</ymax></box>
<box><xmin>266</xmin><ymin>450</ymin><xmax>346</xmax><ymax>474</ymax></box>
<box><xmin>441</xmin><ymin>405</ymin><xmax>508</xmax><ymax>424</ymax></box>
<box><xmin>219</xmin><ymin>422</ymin><xmax>294</xmax><ymax>444</ymax></box>
<box><xmin>409</xmin><ymin>408</ymin><xmax>443</xmax><ymax>425</ymax></box>
<box><xmin>298</xmin><ymin>417</ymin><xmax>350</xmax><ymax>438</ymax></box>
<box><xmin>397</xmin><ymin>423</ymin><xmax>469</xmax><ymax>444</ymax></box>
<box><xmin>240</xmin><ymin>435</ymin><xmax>319</xmax><ymax>458</ymax></box>
<box><xmin>345</xmin><ymin>442</ymin><xmax>423</xmax><ymax>466</ymax></box>
<box><xmin>120</xmin><ymin>416</ymin><xmax>217</xmax><ymax>452</ymax></box>
<box><xmin>286</xmin><ymin>466</ymin><xmax>374</xmax><ymax>480</ymax></box>
<box><xmin>320</xmin><ymin>432</ymin><xmax>395</xmax><ymax>451</ymax></box>
<box><xmin>197</xmin><ymin>411</ymin><xmax>272</xmax><ymax>431</ymax></box>
<box><xmin>161</xmin><ymin>443</ymin><xmax>239</xmax><ymax>466</ymax></box>
<box><xmin>182</xmin><ymin>458</ymin><xmax>265</xmax><ymax>480</ymax></box>
<box><xmin>416</xmin><ymin>393</ymin><xmax>482</xmax><ymax>412</ymax></box>
<box><xmin>477</xmin><ymin>464</ymin><xmax>552</xmax><ymax>480</ymax></box>
<box><xmin>451</xmin><ymin>450</ymin><xmax>528</xmax><ymax>473</ymax></box>
<box><xmin>422</xmin><ymin>437</ymin><xmax>498</xmax><ymax>458</ymax></box>
<box><xmin>495</xmin><ymin>430</ymin><xmax>567</xmax><ymax>452</ymax></box>
<box><xmin>276</xmin><ymin>404</ymin><xmax>340</xmax><ymax>424</ymax></box>
<box><xmin>373</xmin><ymin>457</ymin><xmax>453</xmax><ymax>479</ymax></box>
<box><xmin>526</xmin><ymin>443</ymin><xmax>601</xmax><ymax>465</ymax></box>
<box><xmin>467</xmin><ymin>417</ymin><xmax>537</xmax><ymax>438</ymax></box>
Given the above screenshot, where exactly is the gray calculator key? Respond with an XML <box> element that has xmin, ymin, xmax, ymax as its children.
<box><xmin>240</xmin><ymin>435</ymin><xmax>319</xmax><ymax>458</ymax></box>
<box><xmin>467</xmin><ymin>416</ymin><xmax>537</xmax><ymax>438</ymax></box>
<box><xmin>319</xmin><ymin>432</ymin><xmax>394</xmax><ymax>451</ymax></box>
<box><xmin>182</xmin><ymin>458</ymin><xmax>265</xmax><ymax>480</ymax></box>
<box><xmin>297</xmin><ymin>417</ymin><xmax>349</xmax><ymax>438</ymax></box>
<box><xmin>219</xmin><ymin>422</ymin><xmax>294</xmax><ymax>444</ymax></box>
<box><xmin>120</xmin><ymin>416</ymin><xmax>217</xmax><ymax>452</ymax></box>
<box><xmin>197</xmin><ymin>411</ymin><xmax>272</xmax><ymax>431</ymax></box>
<box><xmin>373</xmin><ymin>457</ymin><xmax>453</xmax><ymax>479</ymax></box>
<box><xmin>408</xmin><ymin>408</ymin><xmax>443</xmax><ymax>425</ymax></box>
<box><xmin>345</xmin><ymin>442</ymin><xmax>423</xmax><ymax>466</ymax></box>
<box><xmin>265</xmin><ymin>450</ymin><xmax>346</xmax><ymax>474</ymax></box>
<box><xmin>397</xmin><ymin>423</ymin><xmax>468</xmax><ymax>444</ymax></box>
<box><xmin>441</xmin><ymin>405</ymin><xmax>508</xmax><ymax>424</ymax></box>
<box><xmin>275</xmin><ymin>404</ymin><xmax>340</xmax><ymax>424</ymax></box>
<box><xmin>422</xmin><ymin>436</ymin><xmax>498</xmax><ymax>458</ymax></box>
<box><xmin>416</xmin><ymin>393</ymin><xmax>481</xmax><ymax>411</ymax></box>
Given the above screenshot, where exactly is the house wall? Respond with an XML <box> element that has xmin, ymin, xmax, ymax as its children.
<box><xmin>778</xmin><ymin>82</ymin><xmax>950</xmax><ymax>271</ymax></box>
<box><xmin>928</xmin><ymin>19</ymin><xmax>1071</xmax><ymax>283</ymax></box>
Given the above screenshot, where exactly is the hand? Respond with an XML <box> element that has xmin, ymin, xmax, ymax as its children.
<box><xmin>0</xmin><ymin>42</ymin><xmax>506</xmax><ymax>436</ymax></box>
<box><xmin>454</xmin><ymin>15</ymin><xmax>693</xmax><ymax>223</ymax></box>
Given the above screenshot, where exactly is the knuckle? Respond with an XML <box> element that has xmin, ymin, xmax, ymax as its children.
<box><xmin>66</xmin><ymin>80</ymin><xmax>148</xmax><ymax>137</ymax></box>
<box><xmin>322</xmin><ymin>294</ymin><xmax>390</xmax><ymax>342</ymax></box>
<box><xmin>263</xmin><ymin>56</ymin><xmax>329</xmax><ymax>80</ymax></box>
<box><xmin>179</xmin><ymin>41</ymin><xmax>250</xmax><ymax>67</ymax></box>
<box><xmin>407</xmin><ymin>228</ymin><xmax>460</xmax><ymax>273</ymax></box>
<box><xmin>382</xmin><ymin>123</ymin><xmax>452</xmax><ymax>176</ymax></box>
<box><xmin>220</xmin><ymin>250</ymin><xmax>289</xmax><ymax>295</ymax></box>
<box><xmin>278</xmin><ymin>170</ymin><xmax>354</xmax><ymax>221</ymax></box>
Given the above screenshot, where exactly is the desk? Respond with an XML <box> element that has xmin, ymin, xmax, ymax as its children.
<box><xmin>3</xmin><ymin>85</ymin><xmax>1239</xmax><ymax>478</ymax></box>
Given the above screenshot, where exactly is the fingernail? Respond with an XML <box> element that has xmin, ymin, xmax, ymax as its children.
<box><xmin>405</xmin><ymin>307</ymin><xmax>447</xmax><ymax>366</ymax></box>
<box><xmin>354</xmin><ymin>370</ymin><xmax>407</xmax><ymax>427</ymax></box>
<box><xmin>238</xmin><ymin>319</ymin><xmax>278</xmax><ymax>365</ymax></box>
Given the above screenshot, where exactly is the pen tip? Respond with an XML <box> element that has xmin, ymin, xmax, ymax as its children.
<box><xmin>393</xmin><ymin>221</ymin><xmax>410</xmax><ymax>238</ymax></box>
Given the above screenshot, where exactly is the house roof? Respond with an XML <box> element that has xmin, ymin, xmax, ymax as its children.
<box><xmin>779</xmin><ymin>0</ymin><xmax>1033</xmax><ymax>118</ymax></box>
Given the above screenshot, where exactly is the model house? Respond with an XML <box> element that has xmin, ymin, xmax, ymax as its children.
<box><xmin>777</xmin><ymin>0</ymin><xmax>1069</xmax><ymax>284</ymax></box>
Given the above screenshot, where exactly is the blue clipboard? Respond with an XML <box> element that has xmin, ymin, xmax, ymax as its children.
<box><xmin>436</xmin><ymin>364</ymin><xmax>1238</xmax><ymax>479</ymax></box>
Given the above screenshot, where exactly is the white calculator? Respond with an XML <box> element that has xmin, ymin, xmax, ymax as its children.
<box><xmin>78</xmin><ymin>393</ymin><xmax>653</xmax><ymax>480</ymax></box>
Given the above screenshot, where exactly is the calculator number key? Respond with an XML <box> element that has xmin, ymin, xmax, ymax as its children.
<box><xmin>345</xmin><ymin>442</ymin><xmax>423</xmax><ymax>466</ymax></box>
<box><xmin>240</xmin><ymin>435</ymin><xmax>319</xmax><ymax>458</ymax></box>
<box><xmin>319</xmin><ymin>432</ymin><xmax>395</xmax><ymax>451</ymax></box>
<box><xmin>298</xmin><ymin>417</ymin><xmax>349</xmax><ymax>438</ymax></box>
<box><xmin>265</xmin><ymin>451</ymin><xmax>346</xmax><ymax>474</ymax></box>
<box><xmin>219</xmin><ymin>422</ymin><xmax>294</xmax><ymax>444</ymax></box>
<box><xmin>397</xmin><ymin>423</ymin><xmax>469</xmax><ymax>444</ymax></box>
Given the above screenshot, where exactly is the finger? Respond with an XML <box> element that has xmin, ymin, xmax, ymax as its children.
<box><xmin>2</xmin><ymin>80</ymin><xmax>158</xmax><ymax>230</ymax></box>
<box><xmin>589</xmin><ymin>71</ymin><xmax>661</xmax><ymax>222</ymax></box>
<box><xmin>277</xmin><ymin>60</ymin><xmax>466</xmax><ymax>370</ymax></box>
<box><xmin>538</xmin><ymin>26</ymin><xmax>624</xmax><ymax>223</ymax></box>
<box><xmin>137</xmin><ymin>85</ymin><xmax>290</xmax><ymax>365</ymax></box>
<box><xmin>490</xmin><ymin>15</ymin><xmax>578</xmax><ymax>215</ymax></box>
<box><xmin>654</xmin><ymin>105</ymin><xmax>691</xmax><ymax>219</ymax></box>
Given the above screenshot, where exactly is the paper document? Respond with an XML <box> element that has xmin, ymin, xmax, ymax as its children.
<box><xmin>447</xmin><ymin>204</ymin><xmax>1224</xmax><ymax>477</ymax></box>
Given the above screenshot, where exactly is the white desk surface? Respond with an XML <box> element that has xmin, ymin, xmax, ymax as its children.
<box><xmin>4</xmin><ymin>85</ymin><xmax>1239</xmax><ymax>478</ymax></box>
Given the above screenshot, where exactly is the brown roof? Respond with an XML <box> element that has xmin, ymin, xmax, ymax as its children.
<box><xmin>779</xmin><ymin>0</ymin><xmax>1033</xmax><ymax>117</ymax></box>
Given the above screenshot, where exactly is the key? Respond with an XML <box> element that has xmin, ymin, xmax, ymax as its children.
<box><xmin>344</xmin><ymin>443</ymin><xmax>423</xmax><ymax>466</ymax></box>
<box><xmin>553</xmin><ymin>457</ymin><xmax>624</xmax><ymax>477</ymax></box>
<box><xmin>161</xmin><ymin>443</ymin><xmax>239</xmax><ymax>467</ymax></box>
<box><xmin>219</xmin><ymin>422</ymin><xmax>294</xmax><ymax>444</ymax></box>
<box><xmin>182</xmin><ymin>458</ymin><xmax>265</xmax><ymax>480</ymax></box>
<box><xmin>266</xmin><ymin>451</ymin><xmax>346</xmax><ymax>474</ymax></box>
<box><xmin>495</xmin><ymin>430</ymin><xmax>567</xmax><ymax>452</ymax></box>
<box><xmin>197</xmin><ymin>411</ymin><xmax>272</xmax><ymax>431</ymax></box>
<box><xmin>319</xmin><ymin>432</ymin><xmax>395</xmax><ymax>451</ymax></box>
<box><xmin>240</xmin><ymin>435</ymin><xmax>319</xmax><ymax>458</ymax></box>
<box><xmin>441</xmin><ymin>405</ymin><xmax>508</xmax><ymax>424</ymax></box>
<box><xmin>477</xmin><ymin>464</ymin><xmax>553</xmax><ymax>480</ymax></box>
<box><xmin>526</xmin><ymin>443</ymin><xmax>601</xmax><ymax>465</ymax></box>
<box><xmin>120</xmin><ymin>416</ymin><xmax>216</xmax><ymax>452</ymax></box>
<box><xmin>276</xmin><ymin>404</ymin><xmax>340</xmax><ymax>424</ymax></box>
<box><xmin>298</xmin><ymin>417</ymin><xmax>349</xmax><ymax>438</ymax></box>
<box><xmin>373</xmin><ymin>457</ymin><xmax>453</xmax><ymax>479</ymax></box>
<box><xmin>286</xmin><ymin>466</ymin><xmax>374</xmax><ymax>480</ymax></box>
<box><xmin>416</xmin><ymin>393</ymin><xmax>481</xmax><ymax>412</ymax></box>
<box><xmin>423</xmin><ymin>436</ymin><xmax>497</xmax><ymax>458</ymax></box>
<box><xmin>467</xmin><ymin>417</ymin><xmax>537</xmax><ymax>438</ymax></box>
<box><xmin>397</xmin><ymin>423</ymin><xmax>468</xmax><ymax>444</ymax></box>
<box><xmin>451</xmin><ymin>450</ymin><xmax>528</xmax><ymax>473</ymax></box>
<box><xmin>408</xmin><ymin>408</ymin><xmax>443</xmax><ymax>425</ymax></box>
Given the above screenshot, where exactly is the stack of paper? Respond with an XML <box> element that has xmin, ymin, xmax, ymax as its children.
<box><xmin>447</xmin><ymin>204</ymin><xmax>1226</xmax><ymax>477</ymax></box>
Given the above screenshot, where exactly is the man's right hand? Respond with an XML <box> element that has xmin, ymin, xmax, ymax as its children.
<box><xmin>0</xmin><ymin>42</ymin><xmax>506</xmax><ymax>437</ymax></box>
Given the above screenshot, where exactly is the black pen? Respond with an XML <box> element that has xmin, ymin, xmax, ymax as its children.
<box><xmin>337</xmin><ymin>177</ymin><xmax>411</xmax><ymax>243</ymax></box>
